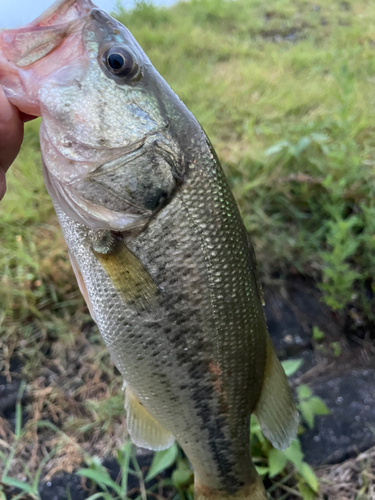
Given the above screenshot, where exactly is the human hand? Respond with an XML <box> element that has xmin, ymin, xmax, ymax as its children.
<box><xmin>0</xmin><ymin>86</ymin><xmax>29</xmax><ymax>201</ymax></box>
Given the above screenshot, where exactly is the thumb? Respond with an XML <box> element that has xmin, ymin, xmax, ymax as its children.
<box><xmin>0</xmin><ymin>86</ymin><xmax>24</xmax><ymax>200</ymax></box>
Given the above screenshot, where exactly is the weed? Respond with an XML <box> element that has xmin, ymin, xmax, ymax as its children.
<box><xmin>330</xmin><ymin>341</ymin><xmax>341</xmax><ymax>358</ymax></box>
<box><xmin>312</xmin><ymin>327</ymin><xmax>324</xmax><ymax>343</ymax></box>
<box><xmin>0</xmin><ymin>383</ymin><xmax>53</xmax><ymax>500</ymax></box>
<box><xmin>77</xmin><ymin>441</ymin><xmax>134</xmax><ymax>500</ymax></box>
<box><xmin>296</xmin><ymin>385</ymin><xmax>330</xmax><ymax>431</ymax></box>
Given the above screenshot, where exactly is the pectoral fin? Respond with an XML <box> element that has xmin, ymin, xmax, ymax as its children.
<box><xmin>254</xmin><ymin>335</ymin><xmax>299</xmax><ymax>450</ymax></box>
<box><xmin>125</xmin><ymin>387</ymin><xmax>175</xmax><ymax>451</ymax></box>
<box><xmin>92</xmin><ymin>232</ymin><xmax>160</xmax><ymax>314</ymax></box>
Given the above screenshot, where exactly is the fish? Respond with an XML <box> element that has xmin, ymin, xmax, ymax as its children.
<box><xmin>0</xmin><ymin>1</ymin><xmax>298</xmax><ymax>498</ymax></box>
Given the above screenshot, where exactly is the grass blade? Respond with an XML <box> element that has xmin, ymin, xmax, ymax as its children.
<box><xmin>146</xmin><ymin>443</ymin><xmax>178</xmax><ymax>482</ymax></box>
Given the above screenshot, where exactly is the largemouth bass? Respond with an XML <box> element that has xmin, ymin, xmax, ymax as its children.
<box><xmin>0</xmin><ymin>1</ymin><xmax>298</xmax><ymax>498</ymax></box>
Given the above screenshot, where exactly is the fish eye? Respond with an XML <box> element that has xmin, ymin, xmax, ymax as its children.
<box><xmin>103</xmin><ymin>46</ymin><xmax>140</xmax><ymax>81</ymax></box>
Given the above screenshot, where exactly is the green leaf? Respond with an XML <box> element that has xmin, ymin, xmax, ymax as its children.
<box><xmin>172</xmin><ymin>458</ymin><xmax>192</xmax><ymax>488</ymax></box>
<box><xmin>172</xmin><ymin>467</ymin><xmax>193</xmax><ymax>488</ymax></box>
<box><xmin>299</xmin><ymin>400</ymin><xmax>315</xmax><ymax>429</ymax></box>
<box><xmin>308</xmin><ymin>397</ymin><xmax>330</xmax><ymax>416</ymax></box>
<box><xmin>294</xmin><ymin>136</ymin><xmax>311</xmax><ymax>157</ymax></box>
<box><xmin>268</xmin><ymin>448</ymin><xmax>287</xmax><ymax>477</ymax></box>
<box><xmin>117</xmin><ymin>441</ymin><xmax>132</xmax><ymax>469</ymax></box>
<box><xmin>172</xmin><ymin>469</ymin><xmax>192</xmax><ymax>488</ymax></box>
<box><xmin>255</xmin><ymin>466</ymin><xmax>269</xmax><ymax>476</ymax></box>
<box><xmin>283</xmin><ymin>439</ymin><xmax>304</xmax><ymax>468</ymax></box>
<box><xmin>118</xmin><ymin>441</ymin><xmax>132</xmax><ymax>496</ymax></box>
<box><xmin>285</xmin><ymin>444</ymin><xmax>318</xmax><ymax>492</ymax></box>
<box><xmin>282</xmin><ymin>359</ymin><xmax>303</xmax><ymax>377</ymax></box>
<box><xmin>250</xmin><ymin>415</ymin><xmax>267</xmax><ymax>444</ymax></box>
<box><xmin>250</xmin><ymin>415</ymin><xmax>261</xmax><ymax>433</ymax></box>
<box><xmin>297</xmin><ymin>384</ymin><xmax>312</xmax><ymax>400</ymax></box>
<box><xmin>76</xmin><ymin>468</ymin><xmax>122</xmax><ymax>496</ymax></box>
<box><xmin>298</xmin><ymin>479</ymin><xmax>317</xmax><ymax>500</ymax></box>
<box><xmin>310</xmin><ymin>133</ymin><xmax>329</xmax><ymax>144</ymax></box>
<box><xmin>1</xmin><ymin>477</ymin><xmax>35</xmax><ymax>494</ymax></box>
<box><xmin>299</xmin><ymin>463</ymin><xmax>319</xmax><ymax>493</ymax></box>
<box><xmin>312</xmin><ymin>327</ymin><xmax>324</xmax><ymax>342</ymax></box>
<box><xmin>85</xmin><ymin>494</ymin><xmax>113</xmax><ymax>500</ymax></box>
<box><xmin>264</xmin><ymin>140</ymin><xmax>290</xmax><ymax>156</ymax></box>
<box><xmin>146</xmin><ymin>443</ymin><xmax>178</xmax><ymax>481</ymax></box>
<box><xmin>330</xmin><ymin>341</ymin><xmax>341</xmax><ymax>357</ymax></box>
<box><xmin>9</xmin><ymin>493</ymin><xmax>36</xmax><ymax>500</ymax></box>
<box><xmin>15</xmin><ymin>381</ymin><xmax>27</xmax><ymax>440</ymax></box>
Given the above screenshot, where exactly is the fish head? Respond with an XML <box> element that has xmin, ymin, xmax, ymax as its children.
<box><xmin>0</xmin><ymin>0</ymin><xmax>185</xmax><ymax>230</ymax></box>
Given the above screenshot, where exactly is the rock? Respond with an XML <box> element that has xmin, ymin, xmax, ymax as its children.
<box><xmin>300</xmin><ymin>369</ymin><xmax>375</xmax><ymax>465</ymax></box>
<box><xmin>263</xmin><ymin>277</ymin><xmax>340</xmax><ymax>359</ymax></box>
<box><xmin>264</xmin><ymin>287</ymin><xmax>312</xmax><ymax>358</ymax></box>
<box><xmin>38</xmin><ymin>448</ymin><xmax>172</xmax><ymax>500</ymax></box>
<box><xmin>0</xmin><ymin>372</ymin><xmax>28</xmax><ymax>430</ymax></box>
<box><xmin>39</xmin><ymin>473</ymin><xmax>87</xmax><ymax>500</ymax></box>
<box><xmin>0</xmin><ymin>380</ymin><xmax>21</xmax><ymax>415</ymax></box>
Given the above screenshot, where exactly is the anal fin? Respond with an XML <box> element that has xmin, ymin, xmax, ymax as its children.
<box><xmin>254</xmin><ymin>335</ymin><xmax>299</xmax><ymax>450</ymax></box>
<box><xmin>125</xmin><ymin>387</ymin><xmax>175</xmax><ymax>451</ymax></box>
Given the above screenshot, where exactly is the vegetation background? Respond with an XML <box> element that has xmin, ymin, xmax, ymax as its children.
<box><xmin>0</xmin><ymin>0</ymin><xmax>374</xmax><ymax>498</ymax></box>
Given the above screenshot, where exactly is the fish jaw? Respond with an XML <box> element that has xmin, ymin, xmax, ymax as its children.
<box><xmin>0</xmin><ymin>1</ymin><xmax>94</xmax><ymax>116</ymax></box>
<box><xmin>30</xmin><ymin>0</ymin><xmax>95</xmax><ymax>27</ymax></box>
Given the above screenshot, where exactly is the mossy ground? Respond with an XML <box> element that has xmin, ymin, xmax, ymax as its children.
<box><xmin>1</xmin><ymin>0</ymin><xmax>375</xmax><ymax>498</ymax></box>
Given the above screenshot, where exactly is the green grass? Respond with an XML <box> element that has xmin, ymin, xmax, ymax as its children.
<box><xmin>117</xmin><ymin>0</ymin><xmax>375</xmax><ymax>320</ymax></box>
<box><xmin>1</xmin><ymin>0</ymin><xmax>375</xmax><ymax>498</ymax></box>
<box><xmin>3</xmin><ymin>0</ymin><xmax>374</xmax><ymax>337</ymax></box>
<box><xmin>0</xmin><ymin>376</ymin><xmax>322</xmax><ymax>500</ymax></box>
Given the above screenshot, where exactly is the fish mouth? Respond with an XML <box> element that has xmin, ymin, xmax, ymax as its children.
<box><xmin>0</xmin><ymin>0</ymin><xmax>97</xmax><ymax>115</ymax></box>
<box><xmin>0</xmin><ymin>0</ymin><xmax>95</xmax><ymax>66</ymax></box>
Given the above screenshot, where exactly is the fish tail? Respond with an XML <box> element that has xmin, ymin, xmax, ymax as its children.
<box><xmin>195</xmin><ymin>474</ymin><xmax>267</xmax><ymax>500</ymax></box>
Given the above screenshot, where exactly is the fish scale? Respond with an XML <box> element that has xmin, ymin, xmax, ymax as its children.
<box><xmin>0</xmin><ymin>1</ymin><xmax>298</xmax><ymax>498</ymax></box>
<box><xmin>55</xmin><ymin>147</ymin><xmax>266</xmax><ymax>491</ymax></box>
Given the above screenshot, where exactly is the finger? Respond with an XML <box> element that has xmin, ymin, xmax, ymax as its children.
<box><xmin>0</xmin><ymin>165</ymin><xmax>6</xmax><ymax>201</ymax></box>
<box><xmin>0</xmin><ymin>87</ymin><xmax>24</xmax><ymax>200</ymax></box>
<box><xmin>21</xmin><ymin>112</ymin><xmax>38</xmax><ymax>123</ymax></box>
<box><xmin>0</xmin><ymin>87</ymin><xmax>24</xmax><ymax>171</ymax></box>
